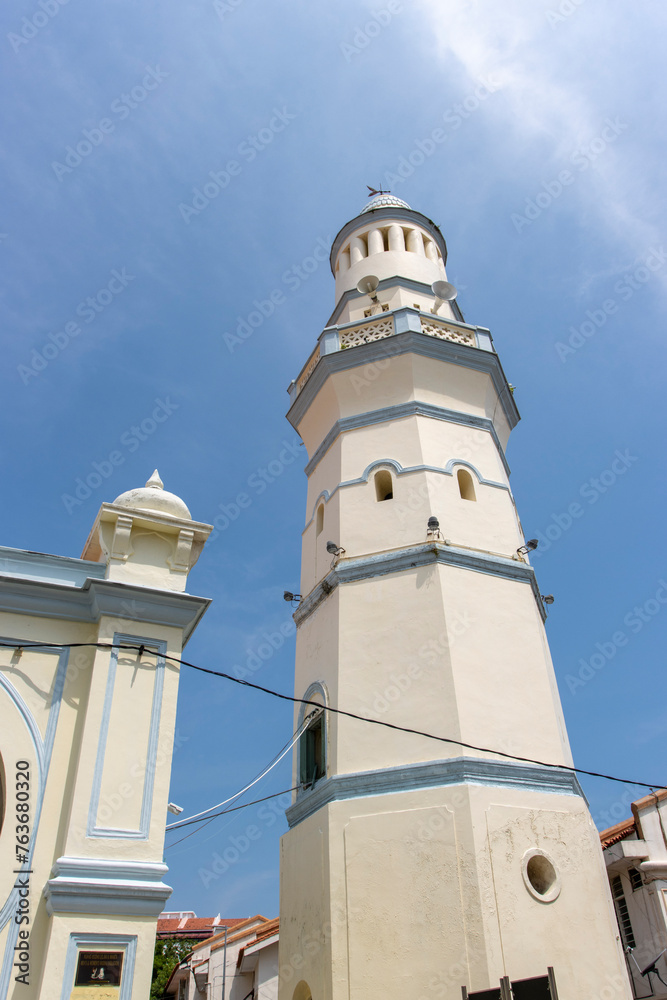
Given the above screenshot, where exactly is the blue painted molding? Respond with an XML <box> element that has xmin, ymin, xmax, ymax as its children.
<box><xmin>302</xmin><ymin>401</ymin><xmax>512</xmax><ymax>481</ymax></box>
<box><xmin>304</xmin><ymin>458</ymin><xmax>509</xmax><ymax>529</ymax></box>
<box><xmin>287</xmin><ymin>330</ymin><xmax>520</xmax><ymax>435</ymax></box>
<box><xmin>87</xmin><ymin>634</ymin><xmax>166</xmax><ymax>840</ymax></box>
<box><xmin>326</xmin><ymin>276</ymin><xmax>466</xmax><ymax>328</ymax></box>
<box><xmin>286</xmin><ymin>755</ymin><xmax>585</xmax><ymax>828</ymax></box>
<box><xmin>60</xmin><ymin>933</ymin><xmax>137</xmax><ymax>1000</ymax></box>
<box><xmin>46</xmin><ymin>858</ymin><xmax>171</xmax><ymax>917</ymax></box>
<box><xmin>0</xmin><ymin>643</ymin><xmax>68</xmax><ymax>1000</ymax></box>
<box><xmin>293</xmin><ymin>541</ymin><xmax>546</xmax><ymax>627</ymax></box>
<box><xmin>0</xmin><ymin>545</ymin><xmax>106</xmax><ymax>587</ymax></box>
<box><xmin>0</xmin><ymin>575</ymin><xmax>210</xmax><ymax>645</ymax></box>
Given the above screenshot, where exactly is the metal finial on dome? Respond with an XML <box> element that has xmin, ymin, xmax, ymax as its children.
<box><xmin>146</xmin><ymin>469</ymin><xmax>164</xmax><ymax>490</ymax></box>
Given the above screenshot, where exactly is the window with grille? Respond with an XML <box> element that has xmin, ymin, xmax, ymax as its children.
<box><xmin>629</xmin><ymin>867</ymin><xmax>643</xmax><ymax>891</ymax></box>
<box><xmin>611</xmin><ymin>875</ymin><xmax>636</xmax><ymax>947</ymax></box>
<box><xmin>299</xmin><ymin>711</ymin><xmax>325</xmax><ymax>788</ymax></box>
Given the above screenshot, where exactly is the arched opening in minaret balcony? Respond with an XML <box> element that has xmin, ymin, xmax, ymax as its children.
<box><xmin>457</xmin><ymin>468</ymin><xmax>476</xmax><ymax>502</ymax></box>
<box><xmin>374</xmin><ymin>469</ymin><xmax>394</xmax><ymax>502</ymax></box>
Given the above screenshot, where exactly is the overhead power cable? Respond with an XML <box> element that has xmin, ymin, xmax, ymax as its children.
<box><xmin>166</xmin><ymin>714</ymin><xmax>314</xmax><ymax>831</ymax></box>
<box><xmin>164</xmin><ymin>786</ymin><xmax>300</xmax><ymax>848</ymax></box>
<box><xmin>1</xmin><ymin>640</ymin><xmax>664</xmax><ymax>793</ymax></box>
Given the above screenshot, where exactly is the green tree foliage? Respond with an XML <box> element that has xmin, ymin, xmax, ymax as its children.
<box><xmin>151</xmin><ymin>937</ymin><xmax>198</xmax><ymax>999</ymax></box>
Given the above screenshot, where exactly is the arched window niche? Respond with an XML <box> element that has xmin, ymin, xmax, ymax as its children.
<box><xmin>298</xmin><ymin>683</ymin><xmax>327</xmax><ymax>792</ymax></box>
<box><xmin>316</xmin><ymin>504</ymin><xmax>324</xmax><ymax>536</ymax></box>
<box><xmin>374</xmin><ymin>469</ymin><xmax>393</xmax><ymax>502</ymax></box>
<box><xmin>457</xmin><ymin>468</ymin><xmax>477</xmax><ymax>502</ymax></box>
<box><xmin>293</xmin><ymin>981</ymin><xmax>313</xmax><ymax>1000</ymax></box>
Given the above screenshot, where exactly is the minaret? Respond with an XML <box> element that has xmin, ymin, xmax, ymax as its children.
<box><xmin>278</xmin><ymin>196</ymin><xmax>631</xmax><ymax>1000</ymax></box>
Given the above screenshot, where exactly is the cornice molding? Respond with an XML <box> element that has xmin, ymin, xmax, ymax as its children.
<box><xmin>0</xmin><ymin>575</ymin><xmax>210</xmax><ymax>644</ymax></box>
<box><xmin>293</xmin><ymin>541</ymin><xmax>545</xmax><ymax>627</ymax></box>
<box><xmin>302</xmin><ymin>400</ymin><xmax>512</xmax><ymax>480</ymax></box>
<box><xmin>286</xmin><ymin>755</ymin><xmax>584</xmax><ymax>828</ymax></box>
<box><xmin>286</xmin><ymin>331</ymin><xmax>520</xmax><ymax>434</ymax></box>
<box><xmin>45</xmin><ymin>857</ymin><xmax>171</xmax><ymax>916</ymax></box>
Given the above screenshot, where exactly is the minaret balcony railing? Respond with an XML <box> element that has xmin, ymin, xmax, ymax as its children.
<box><xmin>290</xmin><ymin>307</ymin><xmax>494</xmax><ymax>399</ymax></box>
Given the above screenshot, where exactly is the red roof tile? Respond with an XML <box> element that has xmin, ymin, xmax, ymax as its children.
<box><xmin>156</xmin><ymin>916</ymin><xmax>246</xmax><ymax>940</ymax></box>
<box><xmin>599</xmin><ymin>817</ymin><xmax>635</xmax><ymax>849</ymax></box>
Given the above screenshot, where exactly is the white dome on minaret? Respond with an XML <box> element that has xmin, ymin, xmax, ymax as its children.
<box><xmin>113</xmin><ymin>469</ymin><xmax>192</xmax><ymax>520</ymax></box>
<box><xmin>360</xmin><ymin>193</ymin><xmax>411</xmax><ymax>214</ymax></box>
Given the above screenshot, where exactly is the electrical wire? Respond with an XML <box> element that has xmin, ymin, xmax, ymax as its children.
<box><xmin>1</xmin><ymin>639</ymin><xmax>664</xmax><ymax>793</ymax></box>
<box><xmin>164</xmin><ymin>787</ymin><xmax>300</xmax><ymax>847</ymax></box>
<box><xmin>164</xmin><ymin>727</ymin><xmax>308</xmax><ymax>848</ymax></box>
<box><xmin>166</xmin><ymin>714</ymin><xmax>314</xmax><ymax>830</ymax></box>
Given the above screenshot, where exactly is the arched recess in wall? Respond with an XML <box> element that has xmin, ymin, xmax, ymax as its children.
<box><xmin>298</xmin><ymin>682</ymin><xmax>327</xmax><ymax>792</ymax></box>
<box><xmin>374</xmin><ymin>469</ymin><xmax>393</xmax><ymax>501</ymax></box>
<box><xmin>456</xmin><ymin>468</ymin><xmax>476</xmax><ymax>502</ymax></box>
<box><xmin>293</xmin><ymin>981</ymin><xmax>313</xmax><ymax>1000</ymax></box>
<box><xmin>316</xmin><ymin>504</ymin><xmax>324</xmax><ymax>535</ymax></box>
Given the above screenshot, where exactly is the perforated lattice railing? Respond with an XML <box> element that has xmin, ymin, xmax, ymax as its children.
<box><xmin>339</xmin><ymin>316</ymin><xmax>394</xmax><ymax>349</ymax></box>
<box><xmin>293</xmin><ymin>312</ymin><xmax>478</xmax><ymax>395</ymax></box>
<box><xmin>420</xmin><ymin>317</ymin><xmax>476</xmax><ymax>345</ymax></box>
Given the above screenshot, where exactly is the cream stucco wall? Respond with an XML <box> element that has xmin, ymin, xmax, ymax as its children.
<box><xmin>0</xmin><ymin>489</ymin><xmax>211</xmax><ymax>999</ymax></box>
<box><xmin>281</xmin><ymin>785</ymin><xmax>628</xmax><ymax>1000</ymax></box>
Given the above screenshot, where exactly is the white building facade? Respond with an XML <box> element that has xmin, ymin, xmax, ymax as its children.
<box><xmin>601</xmin><ymin>790</ymin><xmax>667</xmax><ymax>999</ymax></box>
<box><xmin>0</xmin><ymin>472</ymin><xmax>211</xmax><ymax>999</ymax></box>
<box><xmin>278</xmin><ymin>195</ymin><xmax>631</xmax><ymax>1000</ymax></box>
<box><xmin>165</xmin><ymin>916</ymin><xmax>279</xmax><ymax>1000</ymax></box>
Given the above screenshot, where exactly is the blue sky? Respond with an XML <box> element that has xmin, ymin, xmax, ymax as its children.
<box><xmin>2</xmin><ymin>0</ymin><xmax>666</xmax><ymax>919</ymax></box>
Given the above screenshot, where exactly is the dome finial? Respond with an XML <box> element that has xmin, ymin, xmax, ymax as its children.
<box><xmin>113</xmin><ymin>471</ymin><xmax>191</xmax><ymax>520</ymax></box>
<box><xmin>146</xmin><ymin>469</ymin><xmax>164</xmax><ymax>490</ymax></box>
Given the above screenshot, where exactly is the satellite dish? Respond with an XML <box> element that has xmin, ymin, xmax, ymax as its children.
<box><xmin>641</xmin><ymin>949</ymin><xmax>667</xmax><ymax>977</ymax></box>
<box><xmin>357</xmin><ymin>275</ymin><xmax>379</xmax><ymax>297</ymax></box>
<box><xmin>432</xmin><ymin>280</ymin><xmax>457</xmax><ymax>301</ymax></box>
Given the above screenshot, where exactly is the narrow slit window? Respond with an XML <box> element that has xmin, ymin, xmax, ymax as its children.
<box><xmin>375</xmin><ymin>470</ymin><xmax>393</xmax><ymax>501</ymax></box>
<box><xmin>457</xmin><ymin>468</ymin><xmax>476</xmax><ymax>502</ymax></box>
<box><xmin>299</xmin><ymin>711</ymin><xmax>325</xmax><ymax>788</ymax></box>
<box><xmin>316</xmin><ymin>504</ymin><xmax>324</xmax><ymax>535</ymax></box>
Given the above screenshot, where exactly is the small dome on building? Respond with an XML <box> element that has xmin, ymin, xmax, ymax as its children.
<box><xmin>113</xmin><ymin>469</ymin><xmax>192</xmax><ymax>520</ymax></box>
<box><xmin>360</xmin><ymin>194</ymin><xmax>411</xmax><ymax>214</ymax></box>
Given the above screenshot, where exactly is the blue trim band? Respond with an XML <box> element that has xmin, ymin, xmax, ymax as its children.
<box><xmin>304</xmin><ymin>457</ymin><xmax>509</xmax><ymax>529</ymax></box>
<box><xmin>287</xmin><ymin>331</ymin><xmax>520</xmax><ymax>438</ymax></box>
<box><xmin>46</xmin><ymin>858</ymin><xmax>172</xmax><ymax>917</ymax></box>
<box><xmin>286</xmin><ymin>755</ymin><xmax>584</xmax><ymax>828</ymax></box>
<box><xmin>325</xmin><ymin>276</ymin><xmax>466</xmax><ymax>328</ymax></box>
<box><xmin>293</xmin><ymin>541</ymin><xmax>546</xmax><ymax>626</ymax></box>
<box><xmin>301</xmin><ymin>400</ymin><xmax>512</xmax><ymax>481</ymax></box>
<box><xmin>0</xmin><ymin>575</ymin><xmax>209</xmax><ymax>645</ymax></box>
